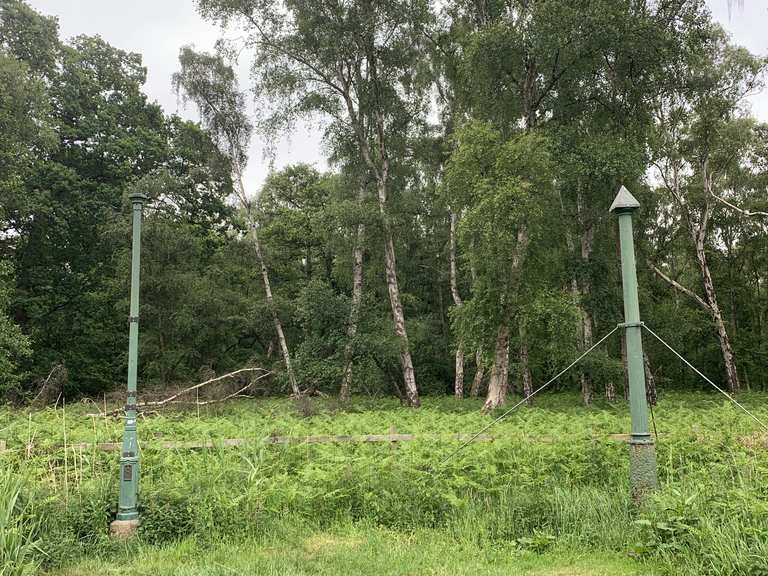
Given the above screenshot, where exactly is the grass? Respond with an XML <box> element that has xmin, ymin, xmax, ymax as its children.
<box><xmin>52</xmin><ymin>524</ymin><xmax>659</xmax><ymax>575</ymax></box>
<box><xmin>2</xmin><ymin>392</ymin><xmax>768</xmax><ymax>575</ymax></box>
<box><xmin>0</xmin><ymin>468</ymin><xmax>41</xmax><ymax>576</ymax></box>
<box><xmin>4</xmin><ymin>391</ymin><xmax>767</xmax><ymax>448</ymax></box>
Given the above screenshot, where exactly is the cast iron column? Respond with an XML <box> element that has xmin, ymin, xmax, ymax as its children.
<box><xmin>610</xmin><ymin>185</ymin><xmax>657</xmax><ymax>500</ymax></box>
<box><xmin>111</xmin><ymin>192</ymin><xmax>146</xmax><ymax>536</ymax></box>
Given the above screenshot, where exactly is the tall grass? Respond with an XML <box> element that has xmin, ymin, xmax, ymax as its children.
<box><xmin>2</xmin><ymin>393</ymin><xmax>768</xmax><ymax>574</ymax></box>
<box><xmin>0</xmin><ymin>468</ymin><xmax>40</xmax><ymax>576</ymax></box>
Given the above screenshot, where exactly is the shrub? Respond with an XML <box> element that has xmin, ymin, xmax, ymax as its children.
<box><xmin>139</xmin><ymin>490</ymin><xmax>196</xmax><ymax>544</ymax></box>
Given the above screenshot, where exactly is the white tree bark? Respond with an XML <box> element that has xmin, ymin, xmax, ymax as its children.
<box><xmin>648</xmin><ymin>212</ymin><xmax>740</xmax><ymax>394</ymax></box>
<box><xmin>696</xmin><ymin>168</ymin><xmax>739</xmax><ymax>392</ymax></box>
<box><xmin>469</xmin><ymin>348</ymin><xmax>485</xmax><ymax>397</ymax></box>
<box><xmin>340</xmin><ymin>84</ymin><xmax>419</xmax><ymax>406</ymax></box>
<box><xmin>450</xmin><ymin>210</ymin><xmax>465</xmax><ymax>398</ymax></box>
<box><xmin>578</xmin><ymin>193</ymin><xmax>595</xmax><ymax>405</ymax></box>
<box><xmin>483</xmin><ymin>322</ymin><xmax>510</xmax><ymax>412</ymax></box>
<box><xmin>482</xmin><ymin>227</ymin><xmax>529</xmax><ymax>412</ymax></box>
<box><xmin>249</xmin><ymin>221</ymin><xmax>299</xmax><ymax>397</ymax></box>
<box><xmin>647</xmin><ymin>261</ymin><xmax>712</xmax><ymax>312</ymax></box>
<box><xmin>379</xmin><ymin>201</ymin><xmax>419</xmax><ymax>406</ymax></box>
<box><xmin>340</xmin><ymin>214</ymin><xmax>365</xmax><ymax>402</ymax></box>
<box><xmin>234</xmin><ymin>168</ymin><xmax>299</xmax><ymax>397</ymax></box>
<box><xmin>581</xmin><ymin>300</ymin><xmax>594</xmax><ymax>405</ymax></box>
<box><xmin>694</xmin><ymin>206</ymin><xmax>740</xmax><ymax>393</ymax></box>
<box><xmin>560</xmin><ymin>190</ymin><xmax>594</xmax><ymax>405</ymax></box>
<box><xmin>454</xmin><ymin>342</ymin><xmax>465</xmax><ymax>399</ymax></box>
<box><xmin>662</xmin><ymin>162</ymin><xmax>741</xmax><ymax>393</ymax></box>
<box><xmin>519</xmin><ymin>324</ymin><xmax>533</xmax><ymax>405</ymax></box>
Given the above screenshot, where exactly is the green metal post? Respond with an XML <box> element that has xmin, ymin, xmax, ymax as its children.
<box><xmin>610</xmin><ymin>186</ymin><xmax>657</xmax><ymax>501</ymax></box>
<box><xmin>114</xmin><ymin>192</ymin><xmax>146</xmax><ymax>531</ymax></box>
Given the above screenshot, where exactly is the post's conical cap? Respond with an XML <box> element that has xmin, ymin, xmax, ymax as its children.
<box><xmin>609</xmin><ymin>185</ymin><xmax>640</xmax><ymax>213</ymax></box>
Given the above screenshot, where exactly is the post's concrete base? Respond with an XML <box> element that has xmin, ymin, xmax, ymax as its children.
<box><xmin>628</xmin><ymin>440</ymin><xmax>658</xmax><ymax>502</ymax></box>
<box><xmin>110</xmin><ymin>519</ymin><xmax>140</xmax><ymax>538</ymax></box>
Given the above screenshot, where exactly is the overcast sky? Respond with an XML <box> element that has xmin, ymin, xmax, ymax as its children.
<box><xmin>28</xmin><ymin>0</ymin><xmax>768</xmax><ymax>193</ymax></box>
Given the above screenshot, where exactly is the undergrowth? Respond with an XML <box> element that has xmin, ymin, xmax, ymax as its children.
<box><xmin>1</xmin><ymin>392</ymin><xmax>767</xmax><ymax>575</ymax></box>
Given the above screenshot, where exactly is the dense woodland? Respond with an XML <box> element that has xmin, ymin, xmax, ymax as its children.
<box><xmin>1</xmin><ymin>0</ymin><xmax>766</xmax><ymax>408</ymax></box>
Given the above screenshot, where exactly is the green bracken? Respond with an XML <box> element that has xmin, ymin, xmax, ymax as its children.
<box><xmin>1</xmin><ymin>393</ymin><xmax>767</xmax><ymax>575</ymax></box>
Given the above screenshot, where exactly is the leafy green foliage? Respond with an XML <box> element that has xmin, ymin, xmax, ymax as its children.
<box><xmin>0</xmin><ymin>3</ymin><xmax>246</xmax><ymax>396</ymax></box>
<box><xmin>2</xmin><ymin>393</ymin><xmax>768</xmax><ymax>574</ymax></box>
<box><xmin>0</xmin><ymin>263</ymin><xmax>30</xmax><ymax>396</ymax></box>
<box><xmin>293</xmin><ymin>280</ymin><xmax>348</xmax><ymax>392</ymax></box>
<box><xmin>1</xmin><ymin>0</ymin><xmax>764</xmax><ymax>405</ymax></box>
<box><xmin>446</xmin><ymin>124</ymin><xmax>555</xmax><ymax>355</ymax></box>
<box><xmin>172</xmin><ymin>46</ymin><xmax>252</xmax><ymax>172</ymax></box>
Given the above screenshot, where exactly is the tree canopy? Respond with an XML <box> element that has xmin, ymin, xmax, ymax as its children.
<box><xmin>1</xmin><ymin>0</ymin><xmax>766</xmax><ymax>406</ymax></box>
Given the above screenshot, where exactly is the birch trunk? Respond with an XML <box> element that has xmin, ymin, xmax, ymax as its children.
<box><xmin>470</xmin><ymin>349</ymin><xmax>485</xmax><ymax>397</ymax></box>
<box><xmin>235</xmin><ymin>166</ymin><xmax>299</xmax><ymax>397</ymax></box>
<box><xmin>652</xmin><ymin>226</ymin><xmax>740</xmax><ymax>394</ymax></box>
<box><xmin>695</xmin><ymin>234</ymin><xmax>740</xmax><ymax>393</ymax></box>
<box><xmin>482</xmin><ymin>227</ymin><xmax>529</xmax><ymax>412</ymax></box>
<box><xmin>571</xmin><ymin>273</ymin><xmax>591</xmax><ymax>405</ymax></box>
<box><xmin>341</xmin><ymin>73</ymin><xmax>419</xmax><ymax>405</ymax></box>
<box><xmin>449</xmin><ymin>210</ymin><xmax>465</xmax><ymax>398</ymax></box>
<box><xmin>519</xmin><ymin>324</ymin><xmax>533</xmax><ymax>405</ymax></box>
<box><xmin>665</xmin><ymin>164</ymin><xmax>740</xmax><ymax>393</ymax></box>
<box><xmin>455</xmin><ymin>342</ymin><xmax>465</xmax><ymax>399</ymax></box>
<box><xmin>378</xmin><ymin>182</ymin><xmax>419</xmax><ymax>407</ymax></box>
<box><xmin>467</xmin><ymin>236</ymin><xmax>484</xmax><ymax>398</ymax></box>
<box><xmin>578</xmin><ymin>195</ymin><xmax>595</xmax><ymax>405</ymax></box>
<box><xmin>250</xmin><ymin>220</ymin><xmax>300</xmax><ymax>397</ymax></box>
<box><xmin>581</xmin><ymin>305</ymin><xmax>594</xmax><ymax>405</ymax></box>
<box><xmin>692</xmin><ymin>174</ymin><xmax>739</xmax><ymax>393</ymax></box>
<box><xmin>340</xmin><ymin>217</ymin><xmax>365</xmax><ymax>402</ymax></box>
<box><xmin>483</xmin><ymin>322</ymin><xmax>510</xmax><ymax>412</ymax></box>
<box><xmin>560</xmin><ymin>189</ymin><xmax>594</xmax><ymax>405</ymax></box>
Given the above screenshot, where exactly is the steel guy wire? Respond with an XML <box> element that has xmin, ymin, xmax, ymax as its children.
<box><xmin>436</xmin><ymin>324</ymin><xmax>620</xmax><ymax>469</ymax></box>
<box><xmin>643</xmin><ymin>323</ymin><xmax>768</xmax><ymax>433</ymax></box>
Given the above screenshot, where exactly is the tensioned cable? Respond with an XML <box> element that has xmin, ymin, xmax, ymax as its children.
<box><xmin>436</xmin><ymin>324</ymin><xmax>620</xmax><ymax>468</ymax></box>
<box><xmin>643</xmin><ymin>324</ymin><xmax>768</xmax><ymax>433</ymax></box>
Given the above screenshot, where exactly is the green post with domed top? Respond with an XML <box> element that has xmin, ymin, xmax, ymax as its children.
<box><xmin>610</xmin><ymin>185</ymin><xmax>657</xmax><ymax>501</ymax></box>
<box><xmin>111</xmin><ymin>191</ymin><xmax>146</xmax><ymax>537</ymax></box>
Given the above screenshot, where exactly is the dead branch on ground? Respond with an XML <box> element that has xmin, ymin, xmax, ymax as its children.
<box><xmin>89</xmin><ymin>368</ymin><xmax>271</xmax><ymax>417</ymax></box>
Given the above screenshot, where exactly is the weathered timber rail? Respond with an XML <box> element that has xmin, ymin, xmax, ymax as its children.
<box><xmin>0</xmin><ymin>432</ymin><xmax>646</xmax><ymax>454</ymax></box>
<box><xmin>1</xmin><ymin>433</ymin><xmax>494</xmax><ymax>454</ymax></box>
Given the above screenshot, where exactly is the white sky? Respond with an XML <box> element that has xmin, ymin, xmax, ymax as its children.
<box><xmin>27</xmin><ymin>0</ymin><xmax>768</xmax><ymax>194</ymax></box>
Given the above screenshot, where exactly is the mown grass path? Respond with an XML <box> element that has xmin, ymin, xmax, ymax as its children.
<box><xmin>52</xmin><ymin>526</ymin><xmax>659</xmax><ymax>575</ymax></box>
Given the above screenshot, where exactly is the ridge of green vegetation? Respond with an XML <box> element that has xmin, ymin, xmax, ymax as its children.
<box><xmin>2</xmin><ymin>394</ymin><xmax>768</xmax><ymax>575</ymax></box>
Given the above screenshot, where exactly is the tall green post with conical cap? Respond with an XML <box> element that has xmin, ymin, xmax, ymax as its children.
<box><xmin>610</xmin><ymin>185</ymin><xmax>657</xmax><ymax>500</ymax></box>
<box><xmin>111</xmin><ymin>191</ymin><xmax>146</xmax><ymax>537</ymax></box>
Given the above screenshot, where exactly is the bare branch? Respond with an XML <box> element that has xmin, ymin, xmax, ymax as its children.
<box><xmin>93</xmin><ymin>368</ymin><xmax>271</xmax><ymax>416</ymax></box>
<box><xmin>709</xmin><ymin>188</ymin><xmax>768</xmax><ymax>218</ymax></box>
<box><xmin>647</xmin><ymin>260</ymin><xmax>712</xmax><ymax>312</ymax></box>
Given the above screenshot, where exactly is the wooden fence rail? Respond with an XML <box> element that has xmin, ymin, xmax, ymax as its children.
<box><xmin>0</xmin><ymin>432</ymin><xmax>641</xmax><ymax>455</ymax></box>
<box><xmin>1</xmin><ymin>433</ymin><xmax>494</xmax><ymax>454</ymax></box>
